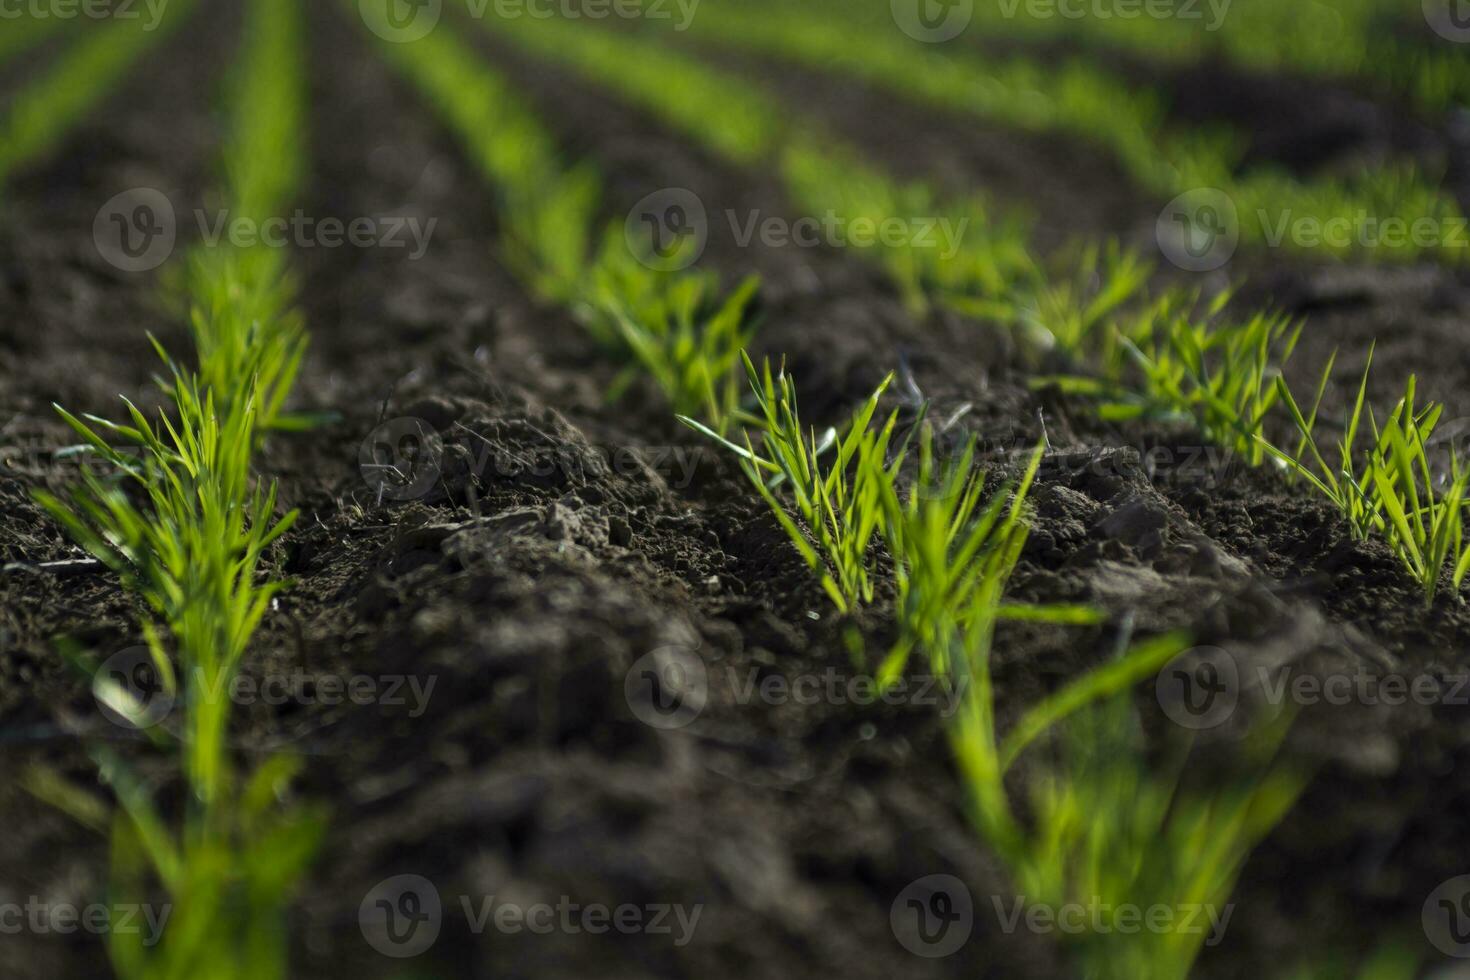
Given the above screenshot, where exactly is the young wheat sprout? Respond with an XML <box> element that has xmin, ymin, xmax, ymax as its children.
<box><xmin>869</xmin><ymin>429</ymin><xmax>1101</xmax><ymax>686</ymax></box>
<box><xmin>682</xmin><ymin>353</ymin><xmax>903</xmax><ymax>615</ymax></box>
<box><xmin>1265</xmin><ymin>349</ymin><xmax>1470</xmax><ymax>605</ymax></box>
<box><xmin>862</xmin><ymin>417</ymin><xmax>1306</xmax><ymax>979</ymax></box>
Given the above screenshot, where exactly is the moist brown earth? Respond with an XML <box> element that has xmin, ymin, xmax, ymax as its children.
<box><xmin>2</xmin><ymin>4</ymin><xmax>1469</xmax><ymax>978</ymax></box>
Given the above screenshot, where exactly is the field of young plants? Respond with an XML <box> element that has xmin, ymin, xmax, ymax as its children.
<box><xmin>2</xmin><ymin>0</ymin><xmax>1469</xmax><ymax>976</ymax></box>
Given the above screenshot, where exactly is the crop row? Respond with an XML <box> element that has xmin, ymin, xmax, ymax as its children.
<box><xmin>27</xmin><ymin>1</ymin><xmax>322</xmax><ymax>978</ymax></box>
<box><xmin>669</xmin><ymin>0</ymin><xmax>1466</xmax><ymax>264</ymax></box>
<box><xmin>874</xmin><ymin>0</ymin><xmax>1470</xmax><ymax>114</ymax></box>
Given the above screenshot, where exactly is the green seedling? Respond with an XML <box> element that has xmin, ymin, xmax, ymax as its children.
<box><xmin>39</xmin><ymin>363</ymin><xmax>296</xmax><ymax>795</ymax></box>
<box><xmin>876</xmin><ymin>430</ymin><xmax>1031</xmax><ymax>685</ymax></box>
<box><xmin>37</xmin><ymin>346</ymin><xmax>321</xmax><ymax>980</ymax></box>
<box><xmin>1010</xmin><ymin>681</ymin><xmax>1306</xmax><ymax>979</ymax></box>
<box><xmin>1016</xmin><ymin>241</ymin><xmax>1153</xmax><ymax>371</ymax></box>
<box><xmin>590</xmin><ymin>228</ymin><xmax>760</xmax><ymax>430</ymax></box>
<box><xmin>103</xmin><ymin>750</ymin><xmax>325</xmax><ymax>980</ymax></box>
<box><xmin>1263</xmin><ymin>350</ymin><xmax>1384</xmax><ymax>540</ymax></box>
<box><xmin>1041</xmin><ymin>290</ymin><xmax>1299</xmax><ymax>467</ymax></box>
<box><xmin>24</xmin><ymin>748</ymin><xmax>324</xmax><ymax>980</ymax></box>
<box><xmin>1369</xmin><ymin>389</ymin><xmax>1470</xmax><ymax>606</ymax></box>
<box><xmin>842</xmin><ymin>406</ymin><xmax>1309</xmax><ymax>977</ymax></box>
<box><xmin>870</xmin><ymin>429</ymin><xmax>1102</xmax><ymax>686</ymax></box>
<box><xmin>1123</xmin><ymin>302</ymin><xmax>1301</xmax><ymax>466</ymax></box>
<box><xmin>1265</xmin><ymin>352</ymin><xmax>1470</xmax><ymax>604</ymax></box>
<box><xmin>681</xmin><ymin>354</ymin><xmax>903</xmax><ymax>615</ymax></box>
<box><xmin>946</xmin><ymin>593</ymin><xmax>1304</xmax><ymax>978</ymax></box>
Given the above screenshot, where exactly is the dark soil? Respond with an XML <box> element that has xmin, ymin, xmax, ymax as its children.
<box><xmin>3</xmin><ymin>4</ymin><xmax>1470</xmax><ymax>979</ymax></box>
